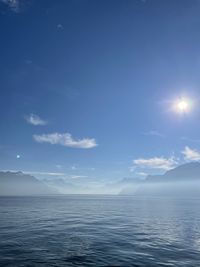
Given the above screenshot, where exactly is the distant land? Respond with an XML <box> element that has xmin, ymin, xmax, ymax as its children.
<box><xmin>120</xmin><ymin>162</ymin><xmax>200</xmax><ymax>197</ymax></box>
<box><xmin>1</xmin><ymin>162</ymin><xmax>200</xmax><ymax>196</ymax></box>
<box><xmin>146</xmin><ymin>162</ymin><xmax>200</xmax><ymax>182</ymax></box>
<box><xmin>0</xmin><ymin>171</ymin><xmax>56</xmax><ymax>196</ymax></box>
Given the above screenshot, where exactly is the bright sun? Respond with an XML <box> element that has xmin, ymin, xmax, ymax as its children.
<box><xmin>174</xmin><ymin>98</ymin><xmax>191</xmax><ymax>113</ymax></box>
<box><xmin>177</xmin><ymin>100</ymin><xmax>188</xmax><ymax>111</ymax></box>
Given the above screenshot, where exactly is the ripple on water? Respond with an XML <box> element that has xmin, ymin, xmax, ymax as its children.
<box><xmin>1</xmin><ymin>196</ymin><xmax>200</xmax><ymax>267</ymax></box>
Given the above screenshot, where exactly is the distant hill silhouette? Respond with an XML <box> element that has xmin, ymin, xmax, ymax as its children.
<box><xmin>120</xmin><ymin>162</ymin><xmax>200</xmax><ymax>197</ymax></box>
<box><xmin>146</xmin><ymin>162</ymin><xmax>200</xmax><ymax>182</ymax></box>
<box><xmin>0</xmin><ymin>171</ymin><xmax>56</xmax><ymax>195</ymax></box>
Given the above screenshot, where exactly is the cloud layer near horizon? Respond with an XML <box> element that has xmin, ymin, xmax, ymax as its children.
<box><xmin>33</xmin><ymin>132</ymin><xmax>98</xmax><ymax>149</ymax></box>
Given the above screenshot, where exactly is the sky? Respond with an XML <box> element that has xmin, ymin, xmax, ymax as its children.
<box><xmin>1</xmin><ymin>0</ymin><xmax>200</xmax><ymax>187</ymax></box>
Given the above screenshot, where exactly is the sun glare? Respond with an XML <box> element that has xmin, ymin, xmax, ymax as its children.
<box><xmin>174</xmin><ymin>98</ymin><xmax>192</xmax><ymax>114</ymax></box>
<box><xmin>177</xmin><ymin>100</ymin><xmax>188</xmax><ymax>111</ymax></box>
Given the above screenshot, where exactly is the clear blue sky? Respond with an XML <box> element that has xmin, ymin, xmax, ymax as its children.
<box><xmin>1</xmin><ymin>0</ymin><xmax>200</xmax><ymax>183</ymax></box>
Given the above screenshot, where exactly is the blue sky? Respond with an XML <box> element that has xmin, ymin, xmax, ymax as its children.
<box><xmin>1</xmin><ymin>0</ymin><xmax>200</xmax><ymax>185</ymax></box>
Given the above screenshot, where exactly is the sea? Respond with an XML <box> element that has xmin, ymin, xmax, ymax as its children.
<box><xmin>0</xmin><ymin>195</ymin><xmax>200</xmax><ymax>267</ymax></box>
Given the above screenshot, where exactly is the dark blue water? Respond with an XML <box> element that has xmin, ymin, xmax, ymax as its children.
<box><xmin>0</xmin><ymin>195</ymin><xmax>200</xmax><ymax>267</ymax></box>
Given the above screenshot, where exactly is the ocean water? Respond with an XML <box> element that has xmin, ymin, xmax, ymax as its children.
<box><xmin>0</xmin><ymin>196</ymin><xmax>200</xmax><ymax>267</ymax></box>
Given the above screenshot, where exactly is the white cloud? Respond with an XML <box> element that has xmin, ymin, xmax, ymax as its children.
<box><xmin>182</xmin><ymin>146</ymin><xmax>200</xmax><ymax>161</ymax></box>
<box><xmin>25</xmin><ymin>114</ymin><xmax>47</xmax><ymax>126</ymax></box>
<box><xmin>33</xmin><ymin>132</ymin><xmax>98</xmax><ymax>149</ymax></box>
<box><xmin>133</xmin><ymin>156</ymin><xmax>177</xmax><ymax>171</ymax></box>
<box><xmin>1</xmin><ymin>0</ymin><xmax>19</xmax><ymax>12</ymax></box>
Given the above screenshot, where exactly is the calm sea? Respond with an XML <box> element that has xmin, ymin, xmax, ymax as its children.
<box><xmin>0</xmin><ymin>195</ymin><xmax>200</xmax><ymax>267</ymax></box>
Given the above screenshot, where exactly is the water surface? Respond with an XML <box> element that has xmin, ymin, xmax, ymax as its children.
<box><xmin>0</xmin><ymin>195</ymin><xmax>200</xmax><ymax>266</ymax></box>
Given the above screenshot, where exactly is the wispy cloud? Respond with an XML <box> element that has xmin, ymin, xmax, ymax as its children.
<box><xmin>129</xmin><ymin>166</ymin><xmax>136</xmax><ymax>173</ymax></box>
<box><xmin>182</xmin><ymin>146</ymin><xmax>200</xmax><ymax>161</ymax></box>
<box><xmin>133</xmin><ymin>156</ymin><xmax>177</xmax><ymax>171</ymax></box>
<box><xmin>28</xmin><ymin>171</ymin><xmax>65</xmax><ymax>176</ymax></box>
<box><xmin>71</xmin><ymin>165</ymin><xmax>95</xmax><ymax>171</ymax></box>
<box><xmin>25</xmin><ymin>114</ymin><xmax>47</xmax><ymax>126</ymax></box>
<box><xmin>71</xmin><ymin>165</ymin><xmax>77</xmax><ymax>170</ymax></box>
<box><xmin>1</xmin><ymin>170</ymin><xmax>65</xmax><ymax>176</ymax></box>
<box><xmin>1</xmin><ymin>0</ymin><xmax>20</xmax><ymax>12</ymax></box>
<box><xmin>1</xmin><ymin>170</ymin><xmax>89</xmax><ymax>180</ymax></box>
<box><xmin>33</xmin><ymin>132</ymin><xmax>98</xmax><ymax>149</ymax></box>
<box><xmin>143</xmin><ymin>130</ymin><xmax>165</xmax><ymax>138</ymax></box>
<box><xmin>70</xmin><ymin>175</ymin><xmax>88</xmax><ymax>179</ymax></box>
<box><xmin>57</xmin><ymin>24</ymin><xmax>64</xmax><ymax>30</ymax></box>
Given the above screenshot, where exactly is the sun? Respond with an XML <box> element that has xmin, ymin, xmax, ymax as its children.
<box><xmin>177</xmin><ymin>100</ymin><xmax>188</xmax><ymax>112</ymax></box>
<box><xmin>174</xmin><ymin>98</ymin><xmax>191</xmax><ymax>113</ymax></box>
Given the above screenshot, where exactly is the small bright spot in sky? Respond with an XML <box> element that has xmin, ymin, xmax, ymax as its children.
<box><xmin>16</xmin><ymin>155</ymin><xmax>21</xmax><ymax>159</ymax></box>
